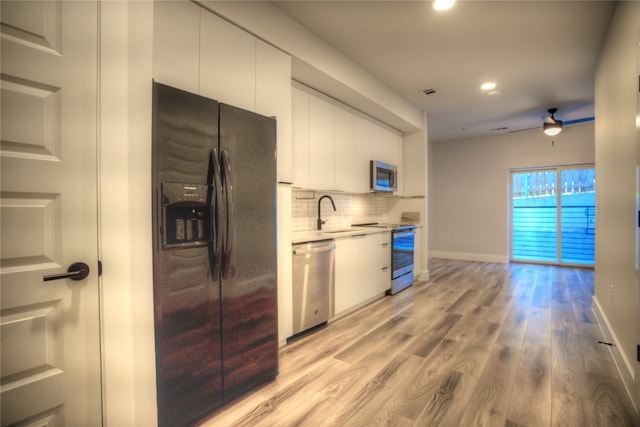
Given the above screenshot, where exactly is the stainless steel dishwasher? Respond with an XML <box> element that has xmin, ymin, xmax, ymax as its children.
<box><xmin>292</xmin><ymin>239</ymin><xmax>336</xmax><ymax>335</ymax></box>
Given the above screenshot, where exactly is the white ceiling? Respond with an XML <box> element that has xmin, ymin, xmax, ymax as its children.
<box><xmin>271</xmin><ymin>0</ymin><xmax>616</xmax><ymax>143</ymax></box>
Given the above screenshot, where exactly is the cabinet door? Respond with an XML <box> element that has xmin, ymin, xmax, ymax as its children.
<box><xmin>367</xmin><ymin>119</ymin><xmax>383</xmax><ymax>163</ymax></box>
<box><xmin>355</xmin><ymin>115</ymin><xmax>376</xmax><ymax>192</ymax></box>
<box><xmin>308</xmin><ymin>93</ymin><xmax>335</xmax><ymax>190</ymax></box>
<box><xmin>413</xmin><ymin>228</ymin><xmax>422</xmax><ymax>280</ymax></box>
<box><xmin>380</xmin><ymin>127</ymin><xmax>394</xmax><ymax>165</ymax></box>
<box><xmin>291</xmin><ymin>84</ymin><xmax>310</xmax><ymax>188</ymax></box>
<box><xmin>200</xmin><ymin>10</ymin><xmax>255</xmax><ymax>110</ymax></box>
<box><xmin>153</xmin><ymin>1</ymin><xmax>200</xmax><ymax>93</ymax></box>
<box><xmin>256</xmin><ymin>41</ymin><xmax>292</xmax><ymax>182</ymax></box>
<box><xmin>334</xmin><ymin>104</ymin><xmax>359</xmax><ymax>192</ymax></box>
<box><xmin>392</xmin><ymin>131</ymin><xmax>404</xmax><ymax>196</ymax></box>
<box><xmin>378</xmin><ymin>232</ymin><xmax>392</xmax><ymax>293</ymax></box>
<box><xmin>334</xmin><ymin>237</ymin><xmax>360</xmax><ymax>314</ymax></box>
<box><xmin>360</xmin><ymin>234</ymin><xmax>380</xmax><ymax>300</ymax></box>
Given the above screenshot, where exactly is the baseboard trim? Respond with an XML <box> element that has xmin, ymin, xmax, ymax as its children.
<box><xmin>592</xmin><ymin>296</ymin><xmax>638</xmax><ymax>413</ymax></box>
<box><xmin>430</xmin><ymin>251</ymin><xmax>508</xmax><ymax>264</ymax></box>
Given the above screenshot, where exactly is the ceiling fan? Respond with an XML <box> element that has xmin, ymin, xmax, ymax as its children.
<box><xmin>543</xmin><ymin>108</ymin><xmax>563</xmax><ymax>136</ymax></box>
<box><xmin>542</xmin><ymin>107</ymin><xmax>594</xmax><ymax>136</ymax></box>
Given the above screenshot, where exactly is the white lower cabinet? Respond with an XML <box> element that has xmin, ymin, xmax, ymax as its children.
<box><xmin>334</xmin><ymin>233</ymin><xmax>385</xmax><ymax>316</ymax></box>
<box><xmin>377</xmin><ymin>232</ymin><xmax>391</xmax><ymax>293</ymax></box>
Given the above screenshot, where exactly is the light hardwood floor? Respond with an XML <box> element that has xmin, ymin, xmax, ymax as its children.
<box><xmin>200</xmin><ymin>259</ymin><xmax>639</xmax><ymax>426</ymax></box>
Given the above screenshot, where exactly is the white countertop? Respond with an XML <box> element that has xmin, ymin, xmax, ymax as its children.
<box><xmin>291</xmin><ymin>226</ymin><xmax>393</xmax><ymax>244</ymax></box>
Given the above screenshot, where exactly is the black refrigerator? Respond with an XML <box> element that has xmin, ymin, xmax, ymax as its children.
<box><xmin>151</xmin><ymin>82</ymin><xmax>278</xmax><ymax>427</ymax></box>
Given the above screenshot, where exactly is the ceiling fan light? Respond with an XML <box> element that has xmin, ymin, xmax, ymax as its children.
<box><xmin>543</xmin><ymin>121</ymin><xmax>563</xmax><ymax>136</ymax></box>
<box><xmin>543</xmin><ymin>107</ymin><xmax>563</xmax><ymax>136</ymax></box>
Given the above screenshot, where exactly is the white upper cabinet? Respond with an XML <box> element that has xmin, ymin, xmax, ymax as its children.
<box><xmin>291</xmin><ymin>83</ymin><xmax>404</xmax><ymax>193</ymax></box>
<box><xmin>291</xmin><ymin>84</ymin><xmax>310</xmax><ymax>188</ymax></box>
<box><xmin>200</xmin><ymin>11</ymin><xmax>255</xmax><ymax>111</ymax></box>
<box><xmin>256</xmin><ymin>41</ymin><xmax>292</xmax><ymax>182</ymax></box>
<box><xmin>155</xmin><ymin>5</ymin><xmax>293</xmax><ymax>182</ymax></box>
<box><xmin>153</xmin><ymin>1</ymin><xmax>200</xmax><ymax>93</ymax></box>
<box><xmin>367</xmin><ymin>119</ymin><xmax>384</xmax><ymax>164</ymax></box>
<box><xmin>380</xmin><ymin>126</ymin><xmax>394</xmax><ymax>165</ymax></box>
<box><xmin>334</xmin><ymin>104</ymin><xmax>361</xmax><ymax>193</ymax></box>
<box><xmin>392</xmin><ymin>130</ymin><xmax>404</xmax><ymax>196</ymax></box>
<box><xmin>355</xmin><ymin>115</ymin><xmax>375</xmax><ymax>169</ymax></box>
<box><xmin>308</xmin><ymin>93</ymin><xmax>335</xmax><ymax>190</ymax></box>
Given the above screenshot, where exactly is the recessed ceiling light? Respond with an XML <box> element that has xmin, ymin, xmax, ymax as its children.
<box><xmin>433</xmin><ymin>0</ymin><xmax>455</xmax><ymax>11</ymax></box>
<box><xmin>481</xmin><ymin>82</ymin><xmax>497</xmax><ymax>91</ymax></box>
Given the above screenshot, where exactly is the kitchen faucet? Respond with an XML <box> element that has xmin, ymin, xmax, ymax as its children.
<box><xmin>317</xmin><ymin>195</ymin><xmax>336</xmax><ymax>230</ymax></box>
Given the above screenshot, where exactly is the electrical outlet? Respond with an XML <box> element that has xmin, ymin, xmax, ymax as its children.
<box><xmin>485</xmin><ymin>237</ymin><xmax>491</xmax><ymax>245</ymax></box>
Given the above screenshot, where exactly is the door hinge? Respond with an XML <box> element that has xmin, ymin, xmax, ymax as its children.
<box><xmin>98</xmin><ymin>260</ymin><xmax>103</xmax><ymax>277</ymax></box>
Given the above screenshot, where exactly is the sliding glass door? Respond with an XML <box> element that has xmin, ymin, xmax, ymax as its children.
<box><xmin>511</xmin><ymin>166</ymin><xmax>595</xmax><ymax>266</ymax></box>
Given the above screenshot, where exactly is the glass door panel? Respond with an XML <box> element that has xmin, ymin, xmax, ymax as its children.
<box><xmin>560</xmin><ymin>168</ymin><xmax>596</xmax><ymax>265</ymax></box>
<box><xmin>511</xmin><ymin>170</ymin><xmax>558</xmax><ymax>263</ymax></box>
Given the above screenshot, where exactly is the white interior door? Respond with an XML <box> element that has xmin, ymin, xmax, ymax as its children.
<box><xmin>0</xmin><ymin>1</ymin><xmax>102</xmax><ymax>425</ymax></box>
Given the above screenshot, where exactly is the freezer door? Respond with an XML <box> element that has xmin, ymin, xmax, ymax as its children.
<box><xmin>219</xmin><ymin>103</ymin><xmax>278</xmax><ymax>401</ymax></box>
<box><xmin>151</xmin><ymin>82</ymin><xmax>223</xmax><ymax>426</ymax></box>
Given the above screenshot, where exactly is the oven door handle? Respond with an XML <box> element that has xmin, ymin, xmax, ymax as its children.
<box><xmin>393</xmin><ymin>230</ymin><xmax>415</xmax><ymax>239</ymax></box>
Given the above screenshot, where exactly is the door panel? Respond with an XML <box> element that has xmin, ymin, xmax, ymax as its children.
<box><xmin>511</xmin><ymin>170</ymin><xmax>558</xmax><ymax>263</ymax></box>
<box><xmin>219</xmin><ymin>104</ymin><xmax>278</xmax><ymax>402</ymax></box>
<box><xmin>151</xmin><ymin>83</ymin><xmax>222</xmax><ymax>427</ymax></box>
<box><xmin>559</xmin><ymin>168</ymin><xmax>596</xmax><ymax>264</ymax></box>
<box><xmin>0</xmin><ymin>1</ymin><xmax>101</xmax><ymax>425</ymax></box>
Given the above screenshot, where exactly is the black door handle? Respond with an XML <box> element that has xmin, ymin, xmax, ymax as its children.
<box><xmin>43</xmin><ymin>262</ymin><xmax>90</xmax><ymax>282</ymax></box>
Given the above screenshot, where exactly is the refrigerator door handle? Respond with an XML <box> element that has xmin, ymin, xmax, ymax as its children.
<box><xmin>221</xmin><ymin>149</ymin><xmax>235</xmax><ymax>279</ymax></box>
<box><xmin>210</xmin><ymin>148</ymin><xmax>224</xmax><ymax>277</ymax></box>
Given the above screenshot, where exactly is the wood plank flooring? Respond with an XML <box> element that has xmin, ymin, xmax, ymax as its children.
<box><xmin>200</xmin><ymin>259</ymin><xmax>638</xmax><ymax>426</ymax></box>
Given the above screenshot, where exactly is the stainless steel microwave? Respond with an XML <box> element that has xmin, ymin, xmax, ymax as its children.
<box><xmin>370</xmin><ymin>160</ymin><xmax>397</xmax><ymax>193</ymax></box>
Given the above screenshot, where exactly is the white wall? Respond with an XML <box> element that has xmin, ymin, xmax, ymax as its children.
<box><xmin>429</xmin><ymin>123</ymin><xmax>595</xmax><ymax>263</ymax></box>
<box><xmin>100</xmin><ymin>1</ymin><xmax>156</xmax><ymax>426</ymax></box>
<box><xmin>593</xmin><ymin>0</ymin><xmax>639</xmax><ymax>407</ymax></box>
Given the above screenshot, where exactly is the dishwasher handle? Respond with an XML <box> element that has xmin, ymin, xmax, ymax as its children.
<box><xmin>293</xmin><ymin>244</ymin><xmax>336</xmax><ymax>255</ymax></box>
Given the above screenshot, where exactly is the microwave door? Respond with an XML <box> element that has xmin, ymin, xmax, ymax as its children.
<box><xmin>371</xmin><ymin>160</ymin><xmax>396</xmax><ymax>192</ymax></box>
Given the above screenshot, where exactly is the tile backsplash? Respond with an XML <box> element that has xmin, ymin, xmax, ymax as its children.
<box><xmin>292</xmin><ymin>189</ymin><xmax>387</xmax><ymax>231</ymax></box>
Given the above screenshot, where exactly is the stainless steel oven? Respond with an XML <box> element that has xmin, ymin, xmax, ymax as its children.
<box><xmin>391</xmin><ymin>226</ymin><xmax>415</xmax><ymax>294</ymax></box>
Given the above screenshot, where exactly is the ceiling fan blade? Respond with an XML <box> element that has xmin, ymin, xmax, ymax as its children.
<box><xmin>564</xmin><ymin>116</ymin><xmax>594</xmax><ymax>125</ymax></box>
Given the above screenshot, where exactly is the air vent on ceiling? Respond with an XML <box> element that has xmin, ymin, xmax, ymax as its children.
<box><xmin>422</xmin><ymin>88</ymin><xmax>437</xmax><ymax>95</ymax></box>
